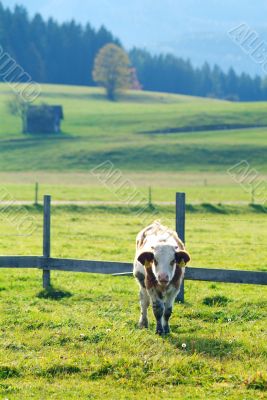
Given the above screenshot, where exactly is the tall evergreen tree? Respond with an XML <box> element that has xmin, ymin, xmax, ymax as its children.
<box><xmin>0</xmin><ymin>1</ymin><xmax>266</xmax><ymax>101</ymax></box>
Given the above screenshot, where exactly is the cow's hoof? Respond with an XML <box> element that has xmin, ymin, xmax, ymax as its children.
<box><xmin>164</xmin><ymin>326</ymin><xmax>170</xmax><ymax>334</ymax></box>
<box><xmin>156</xmin><ymin>328</ymin><xmax>164</xmax><ymax>335</ymax></box>
<box><xmin>139</xmin><ymin>318</ymin><xmax>148</xmax><ymax>329</ymax></box>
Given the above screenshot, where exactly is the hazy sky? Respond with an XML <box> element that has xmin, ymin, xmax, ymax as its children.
<box><xmin>2</xmin><ymin>0</ymin><xmax>267</xmax><ymax>74</ymax></box>
<box><xmin>2</xmin><ymin>0</ymin><xmax>267</xmax><ymax>47</ymax></box>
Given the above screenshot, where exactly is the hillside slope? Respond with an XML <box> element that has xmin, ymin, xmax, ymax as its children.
<box><xmin>0</xmin><ymin>84</ymin><xmax>267</xmax><ymax>172</ymax></box>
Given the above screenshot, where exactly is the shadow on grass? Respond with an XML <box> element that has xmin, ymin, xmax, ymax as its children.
<box><xmin>22</xmin><ymin>131</ymin><xmax>74</xmax><ymax>140</ymax></box>
<box><xmin>37</xmin><ymin>286</ymin><xmax>72</xmax><ymax>300</ymax></box>
<box><xmin>37</xmin><ymin>364</ymin><xmax>81</xmax><ymax>378</ymax></box>
<box><xmin>186</xmin><ymin>204</ymin><xmax>198</xmax><ymax>213</ymax></box>
<box><xmin>249</xmin><ymin>204</ymin><xmax>267</xmax><ymax>213</ymax></box>
<box><xmin>202</xmin><ymin>295</ymin><xmax>231</xmax><ymax>306</ymax></box>
<box><xmin>0</xmin><ymin>366</ymin><xmax>20</xmax><ymax>379</ymax></box>
<box><xmin>201</xmin><ymin>203</ymin><xmax>229</xmax><ymax>214</ymax></box>
<box><xmin>164</xmin><ymin>334</ymin><xmax>240</xmax><ymax>358</ymax></box>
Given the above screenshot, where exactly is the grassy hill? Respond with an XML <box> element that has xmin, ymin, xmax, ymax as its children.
<box><xmin>0</xmin><ymin>83</ymin><xmax>267</xmax><ymax>173</ymax></box>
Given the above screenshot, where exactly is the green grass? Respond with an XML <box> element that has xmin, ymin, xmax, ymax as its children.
<box><xmin>0</xmin><ymin>83</ymin><xmax>266</xmax><ymax>399</ymax></box>
<box><xmin>0</xmin><ymin>84</ymin><xmax>266</xmax><ymax>208</ymax></box>
<box><xmin>0</xmin><ymin>171</ymin><xmax>263</xmax><ymax>204</ymax></box>
<box><xmin>0</xmin><ymin>206</ymin><xmax>266</xmax><ymax>399</ymax></box>
<box><xmin>1</xmin><ymin>204</ymin><xmax>266</xmax><ymax>269</ymax></box>
<box><xmin>0</xmin><ymin>83</ymin><xmax>267</xmax><ymax>172</ymax></box>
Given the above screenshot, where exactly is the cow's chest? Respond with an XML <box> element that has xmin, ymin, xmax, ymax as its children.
<box><xmin>155</xmin><ymin>284</ymin><xmax>175</xmax><ymax>299</ymax></box>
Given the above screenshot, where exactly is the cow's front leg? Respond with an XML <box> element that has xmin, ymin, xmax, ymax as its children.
<box><xmin>153</xmin><ymin>299</ymin><xmax>164</xmax><ymax>335</ymax></box>
<box><xmin>139</xmin><ymin>287</ymin><xmax>150</xmax><ymax>328</ymax></box>
<box><xmin>148</xmin><ymin>289</ymin><xmax>164</xmax><ymax>335</ymax></box>
<box><xmin>163</xmin><ymin>287</ymin><xmax>179</xmax><ymax>334</ymax></box>
<box><xmin>163</xmin><ymin>305</ymin><xmax>172</xmax><ymax>334</ymax></box>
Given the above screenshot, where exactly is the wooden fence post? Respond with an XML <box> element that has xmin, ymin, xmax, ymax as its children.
<box><xmin>176</xmin><ymin>192</ymin><xmax>186</xmax><ymax>303</ymax></box>
<box><xmin>34</xmin><ymin>182</ymin><xmax>39</xmax><ymax>205</ymax></box>
<box><xmin>148</xmin><ymin>186</ymin><xmax>152</xmax><ymax>208</ymax></box>
<box><xmin>43</xmin><ymin>195</ymin><xmax>51</xmax><ymax>289</ymax></box>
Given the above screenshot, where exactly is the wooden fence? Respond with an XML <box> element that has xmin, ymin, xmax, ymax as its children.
<box><xmin>0</xmin><ymin>194</ymin><xmax>266</xmax><ymax>302</ymax></box>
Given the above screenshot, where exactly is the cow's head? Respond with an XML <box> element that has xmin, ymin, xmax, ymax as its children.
<box><xmin>137</xmin><ymin>244</ymin><xmax>190</xmax><ymax>287</ymax></box>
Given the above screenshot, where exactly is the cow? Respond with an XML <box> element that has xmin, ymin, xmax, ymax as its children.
<box><xmin>133</xmin><ymin>221</ymin><xmax>190</xmax><ymax>335</ymax></box>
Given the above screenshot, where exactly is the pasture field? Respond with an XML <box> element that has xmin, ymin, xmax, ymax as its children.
<box><xmin>0</xmin><ymin>205</ymin><xmax>266</xmax><ymax>399</ymax></box>
<box><xmin>0</xmin><ymin>83</ymin><xmax>266</xmax><ymax>398</ymax></box>
<box><xmin>0</xmin><ymin>83</ymin><xmax>267</xmax><ymax>173</ymax></box>
<box><xmin>0</xmin><ymin>171</ymin><xmax>266</xmax><ymax>205</ymax></box>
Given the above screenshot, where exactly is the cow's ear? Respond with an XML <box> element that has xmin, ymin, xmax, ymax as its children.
<box><xmin>137</xmin><ymin>251</ymin><xmax>154</xmax><ymax>266</ymax></box>
<box><xmin>175</xmin><ymin>250</ymin><xmax>190</xmax><ymax>265</ymax></box>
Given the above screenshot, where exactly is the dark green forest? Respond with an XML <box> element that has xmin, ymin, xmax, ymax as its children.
<box><xmin>0</xmin><ymin>2</ymin><xmax>266</xmax><ymax>101</ymax></box>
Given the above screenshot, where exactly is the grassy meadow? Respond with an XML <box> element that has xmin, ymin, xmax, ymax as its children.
<box><xmin>0</xmin><ymin>171</ymin><xmax>263</xmax><ymax>204</ymax></box>
<box><xmin>0</xmin><ymin>205</ymin><xmax>266</xmax><ymax>399</ymax></box>
<box><xmin>0</xmin><ymin>83</ymin><xmax>266</xmax><ymax>399</ymax></box>
<box><xmin>0</xmin><ymin>205</ymin><xmax>267</xmax><ymax>399</ymax></box>
<box><xmin>0</xmin><ymin>82</ymin><xmax>267</xmax><ymax>205</ymax></box>
<box><xmin>0</xmin><ymin>83</ymin><xmax>267</xmax><ymax>173</ymax></box>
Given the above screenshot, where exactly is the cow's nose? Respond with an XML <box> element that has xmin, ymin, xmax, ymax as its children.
<box><xmin>158</xmin><ymin>273</ymin><xmax>169</xmax><ymax>283</ymax></box>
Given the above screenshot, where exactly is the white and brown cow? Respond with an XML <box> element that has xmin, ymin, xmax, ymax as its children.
<box><xmin>133</xmin><ymin>221</ymin><xmax>190</xmax><ymax>335</ymax></box>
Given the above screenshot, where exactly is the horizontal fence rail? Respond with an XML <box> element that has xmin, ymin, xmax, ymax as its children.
<box><xmin>39</xmin><ymin>258</ymin><xmax>132</xmax><ymax>275</ymax></box>
<box><xmin>0</xmin><ymin>256</ymin><xmax>39</xmax><ymax>269</ymax></box>
<box><xmin>0</xmin><ymin>256</ymin><xmax>266</xmax><ymax>285</ymax></box>
<box><xmin>184</xmin><ymin>267</ymin><xmax>267</xmax><ymax>285</ymax></box>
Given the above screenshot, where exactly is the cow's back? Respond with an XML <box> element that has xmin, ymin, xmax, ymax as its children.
<box><xmin>136</xmin><ymin>221</ymin><xmax>184</xmax><ymax>253</ymax></box>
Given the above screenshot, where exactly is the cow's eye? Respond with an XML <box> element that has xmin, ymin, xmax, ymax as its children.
<box><xmin>170</xmin><ymin>259</ymin><xmax>176</xmax><ymax>265</ymax></box>
<box><xmin>154</xmin><ymin>260</ymin><xmax>158</xmax><ymax>266</ymax></box>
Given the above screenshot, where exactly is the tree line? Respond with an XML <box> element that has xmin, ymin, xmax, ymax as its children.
<box><xmin>0</xmin><ymin>2</ymin><xmax>266</xmax><ymax>101</ymax></box>
<box><xmin>130</xmin><ymin>48</ymin><xmax>267</xmax><ymax>101</ymax></box>
<box><xmin>0</xmin><ymin>3</ymin><xmax>120</xmax><ymax>86</ymax></box>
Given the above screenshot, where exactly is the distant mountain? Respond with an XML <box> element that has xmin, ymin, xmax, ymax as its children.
<box><xmin>2</xmin><ymin>0</ymin><xmax>267</xmax><ymax>76</ymax></box>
